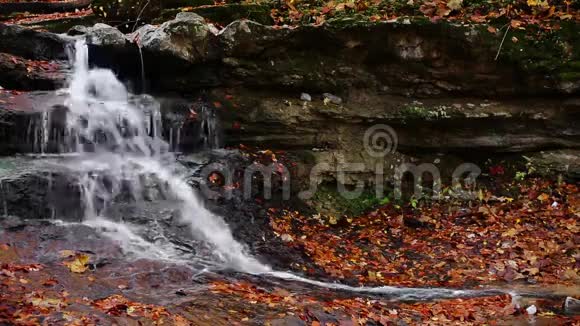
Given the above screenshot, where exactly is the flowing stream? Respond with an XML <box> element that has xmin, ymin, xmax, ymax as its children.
<box><xmin>57</xmin><ymin>39</ymin><xmax>511</xmax><ymax>301</ymax></box>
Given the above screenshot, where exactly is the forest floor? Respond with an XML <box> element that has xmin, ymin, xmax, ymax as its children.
<box><xmin>1</xmin><ymin>174</ymin><xmax>578</xmax><ymax>325</ymax></box>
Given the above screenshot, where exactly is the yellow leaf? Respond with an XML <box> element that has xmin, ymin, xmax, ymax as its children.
<box><xmin>328</xmin><ymin>215</ymin><xmax>337</xmax><ymax>225</ymax></box>
<box><xmin>537</xmin><ymin>193</ymin><xmax>550</xmax><ymax>201</ymax></box>
<box><xmin>502</xmin><ymin>228</ymin><xmax>518</xmax><ymax>237</ymax></box>
<box><xmin>64</xmin><ymin>254</ymin><xmax>90</xmax><ymax>273</ymax></box>
<box><xmin>447</xmin><ymin>0</ymin><xmax>463</xmax><ymax>11</ymax></box>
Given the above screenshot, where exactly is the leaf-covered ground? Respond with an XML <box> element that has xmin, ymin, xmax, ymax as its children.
<box><xmin>1</xmin><ymin>173</ymin><xmax>578</xmax><ymax>324</ymax></box>
<box><xmin>269</xmin><ymin>179</ymin><xmax>579</xmax><ymax>289</ymax></box>
<box><xmin>1</xmin><ymin>8</ymin><xmax>92</xmax><ymax>26</ymax></box>
<box><xmin>269</xmin><ymin>0</ymin><xmax>580</xmax><ymax>28</ymax></box>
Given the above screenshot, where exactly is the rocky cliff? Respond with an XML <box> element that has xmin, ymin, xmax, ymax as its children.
<box><xmin>1</xmin><ymin>14</ymin><xmax>579</xmax><ymax>185</ymax></box>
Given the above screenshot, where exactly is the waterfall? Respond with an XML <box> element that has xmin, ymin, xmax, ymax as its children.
<box><xmin>63</xmin><ymin>39</ymin><xmax>269</xmax><ymax>274</ymax></box>
<box><xmin>57</xmin><ymin>39</ymin><xmax>509</xmax><ymax>300</ymax></box>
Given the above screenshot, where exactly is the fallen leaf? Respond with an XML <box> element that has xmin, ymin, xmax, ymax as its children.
<box><xmin>64</xmin><ymin>254</ymin><xmax>90</xmax><ymax>273</ymax></box>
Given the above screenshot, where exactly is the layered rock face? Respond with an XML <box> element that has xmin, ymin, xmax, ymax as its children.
<box><xmin>76</xmin><ymin>13</ymin><xmax>580</xmax><ymax>183</ymax></box>
<box><xmin>1</xmin><ymin>14</ymin><xmax>579</xmax><ymax>185</ymax></box>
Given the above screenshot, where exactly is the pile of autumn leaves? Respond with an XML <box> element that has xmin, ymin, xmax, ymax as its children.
<box><xmin>270</xmin><ymin>0</ymin><xmax>580</xmax><ymax>26</ymax></box>
<box><xmin>269</xmin><ymin>178</ymin><xmax>579</xmax><ymax>288</ymax></box>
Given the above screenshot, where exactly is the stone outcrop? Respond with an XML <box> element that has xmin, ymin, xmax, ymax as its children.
<box><xmin>0</xmin><ymin>54</ymin><xmax>66</xmax><ymax>90</ymax></box>
<box><xmin>131</xmin><ymin>13</ymin><xmax>216</xmax><ymax>63</ymax></box>
<box><xmin>2</xmin><ymin>16</ymin><xmax>579</xmax><ymax>185</ymax></box>
<box><xmin>0</xmin><ymin>24</ymin><xmax>69</xmax><ymax>90</ymax></box>
<box><xmin>0</xmin><ymin>0</ymin><xmax>91</xmax><ymax>15</ymax></box>
<box><xmin>82</xmin><ymin>23</ymin><xmax>129</xmax><ymax>47</ymax></box>
<box><xmin>527</xmin><ymin>150</ymin><xmax>580</xmax><ymax>181</ymax></box>
<box><xmin>111</xmin><ymin>17</ymin><xmax>580</xmax><ymax>97</ymax></box>
<box><xmin>0</xmin><ymin>23</ymin><xmax>68</xmax><ymax>60</ymax></box>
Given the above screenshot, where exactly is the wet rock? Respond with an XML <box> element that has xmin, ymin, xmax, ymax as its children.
<box><xmin>564</xmin><ymin>297</ymin><xmax>580</xmax><ymax>315</ymax></box>
<box><xmin>0</xmin><ymin>54</ymin><xmax>66</xmax><ymax>90</ymax></box>
<box><xmin>67</xmin><ymin>25</ymin><xmax>89</xmax><ymax>36</ymax></box>
<box><xmin>0</xmin><ymin>91</ymin><xmax>70</xmax><ymax>154</ymax></box>
<box><xmin>0</xmin><ymin>157</ymin><xmax>83</xmax><ymax>221</ymax></box>
<box><xmin>0</xmin><ymin>23</ymin><xmax>68</xmax><ymax>60</ymax></box>
<box><xmin>218</xmin><ymin>19</ymin><xmax>290</xmax><ymax>57</ymax></box>
<box><xmin>322</xmin><ymin>93</ymin><xmax>342</xmax><ymax>105</ymax></box>
<box><xmin>526</xmin><ymin>150</ymin><xmax>580</xmax><ymax>181</ymax></box>
<box><xmin>84</xmin><ymin>23</ymin><xmax>128</xmax><ymax>46</ymax></box>
<box><xmin>300</xmin><ymin>93</ymin><xmax>312</xmax><ymax>102</ymax></box>
<box><xmin>133</xmin><ymin>12</ymin><xmax>215</xmax><ymax>63</ymax></box>
<box><xmin>187</xmin><ymin>150</ymin><xmax>324</xmax><ymax>272</ymax></box>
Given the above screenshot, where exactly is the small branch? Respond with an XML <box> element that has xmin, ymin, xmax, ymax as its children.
<box><xmin>495</xmin><ymin>25</ymin><xmax>510</xmax><ymax>61</ymax></box>
<box><xmin>132</xmin><ymin>0</ymin><xmax>151</xmax><ymax>33</ymax></box>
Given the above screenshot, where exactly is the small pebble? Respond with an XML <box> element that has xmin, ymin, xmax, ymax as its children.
<box><xmin>280</xmin><ymin>234</ymin><xmax>294</xmax><ymax>242</ymax></box>
<box><xmin>300</xmin><ymin>93</ymin><xmax>312</xmax><ymax>102</ymax></box>
<box><xmin>322</xmin><ymin>93</ymin><xmax>342</xmax><ymax>105</ymax></box>
<box><xmin>526</xmin><ymin>305</ymin><xmax>537</xmax><ymax>315</ymax></box>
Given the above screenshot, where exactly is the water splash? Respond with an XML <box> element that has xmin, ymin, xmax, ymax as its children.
<box><xmin>0</xmin><ymin>180</ymin><xmax>7</xmax><ymax>217</ymax></box>
<box><xmin>63</xmin><ymin>39</ymin><xmax>268</xmax><ymax>273</ymax></box>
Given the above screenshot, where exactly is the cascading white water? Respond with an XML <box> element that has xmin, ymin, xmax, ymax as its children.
<box><xmin>59</xmin><ymin>39</ymin><xmax>510</xmax><ymax>300</ymax></box>
<box><xmin>63</xmin><ymin>39</ymin><xmax>269</xmax><ymax>273</ymax></box>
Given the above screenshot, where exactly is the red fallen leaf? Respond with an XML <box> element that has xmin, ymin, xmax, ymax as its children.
<box><xmin>232</xmin><ymin>121</ymin><xmax>241</xmax><ymax>130</ymax></box>
<box><xmin>42</xmin><ymin>278</ymin><xmax>58</xmax><ymax>287</ymax></box>
<box><xmin>510</xmin><ymin>19</ymin><xmax>523</xmax><ymax>28</ymax></box>
<box><xmin>321</xmin><ymin>6</ymin><xmax>333</xmax><ymax>14</ymax></box>
<box><xmin>225</xmin><ymin>94</ymin><xmax>234</xmax><ymax>100</ymax></box>
<box><xmin>470</xmin><ymin>14</ymin><xmax>487</xmax><ymax>23</ymax></box>
<box><xmin>489</xmin><ymin>165</ymin><xmax>505</xmax><ymax>176</ymax></box>
<box><xmin>208</xmin><ymin>172</ymin><xmax>222</xmax><ymax>185</ymax></box>
<box><xmin>213</xmin><ymin>101</ymin><xmax>223</xmax><ymax>109</ymax></box>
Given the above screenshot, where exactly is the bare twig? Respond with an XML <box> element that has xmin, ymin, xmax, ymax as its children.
<box><xmin>132</xmin><ymin>0</ymin><xmax>151</xmax><ymax>33</ymax></box>
<box><xmin>495</xmin><ymin>25</ymin><xmax>511</xmax><ymax>61</ymax></box>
